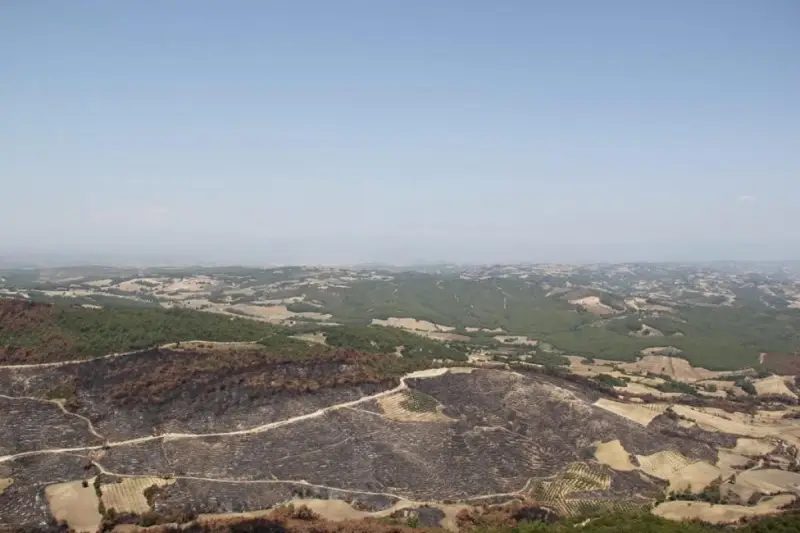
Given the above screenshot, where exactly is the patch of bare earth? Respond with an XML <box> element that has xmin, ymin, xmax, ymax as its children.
<box><xmin>619</xmin><ymin>355</ymin><xmax>724</xmax><ymax>383</ymax></box>
<box><xmin>0</xmin><ymin>477</ymin><xmax>12</xmax><ymax>494</ymax></box>
<box><xmin>371</xmin><ymin>317</ymin><xmax>455</xmax><ymax>332</ymax></box>
<box><xmin>568</xmin><ymin>296</ymin><xmax>615</xmax><ymax>316</ymax></box>
<box><xmin>45</xmin><ymin>478</ymin><xmax>102</xmax><ymax>533</ymax></box>
<box><xmin>735</xmin><ymin>469</ymin><xmax>800</xmax><ymax>495</ymax></box>
<box><xmin>229</xmin><ymin>304</ymin><xmax>332</xmax><ymax>322</ymax></box>
<box><xmin>753</xmin><ymin>375</ymin><xmax>798</xmax><ymax>400</ymax></box>
<box><xmin>654</xmin><ymin>494</ymin><xmax>796</xmax><ymax>524</ymax></box>
<box><xmin>594</xmin><ymin>440</ymin><xmax>635</xmax><ymax>471</ymax></box>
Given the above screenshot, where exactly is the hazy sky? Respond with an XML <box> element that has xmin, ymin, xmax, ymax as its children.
<box><xmin>2</xmin><ymin>1</ymin><xmax>799</xmax><ymax>265</ymax></box>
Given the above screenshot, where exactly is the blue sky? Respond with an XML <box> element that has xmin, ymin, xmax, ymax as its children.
<box><xmin>2</xmin><ymin>1</ymin><xmax>798</xmax><ymax>264</ymax></box>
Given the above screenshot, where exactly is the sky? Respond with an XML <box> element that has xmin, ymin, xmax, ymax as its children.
<box><xmin>1</xmin><ymin>1</ymin><xmax>799</xmax><ymax>265</ymax></box>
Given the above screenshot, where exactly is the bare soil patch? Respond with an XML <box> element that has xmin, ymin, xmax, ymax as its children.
<box><xmin>753</xmin><ymin>375</ymin><xmax>798</xmax><ymax>399</ymax></box>
<box><xmin>732</xmin><ymin>438</ymin><xmax>777</xmax><ymax>456</ymax></box>
<box><xmin>567</xmin><ymin>296</ymin><xmax>615</xmax><ymax>316</ymax></box>
<box><xmin>594</xmin><ymin>440</ymin><xmax>635</xmax><ymax>471</ymax></box>
<box><xmin>620</xmin><ymin>356</ymin><xmax>723</xmax><ymax>383</ymax></box>
<box><xmin>736</xmin><ymin>469</ymin><xmax>800</xmax><ymax>495</ymax></box>
<box><xmin>635</xmin><ymin>450</ymin><xmax>693</xmax><ymax>484</ymax></box>
<box><xmin>0</xmin><ymin>477</ymin><xmax>12</xmax><ymax>494</ymax></box>
<box><xmin>45</xmin><ymin>478</ymin><xmax>102</xmax><ymax>533</ymax></box>
<box><xmin>653</xmin><ymin>494</ymin><xmax>795</xmax><ymax>524</ymax></box>
<box><xmin>371</xmin><ymin>318</ymin><xmax>455</xmax><ymax>332</ymax></box>
<box><xmin>669</xmin><ymin>461</ymin><xmax>722</xmax><ymax>493</ymax></box>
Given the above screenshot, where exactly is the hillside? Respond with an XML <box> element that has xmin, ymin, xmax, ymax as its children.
<box><xmin>2</xmin><ymin>297</ymin><xmax>800</xmax><ymax>532</ymax></box>
<box><xmin>4</xmin><ymin>263</ymin><xmax>800</xmax><ymax>370</ymax></box>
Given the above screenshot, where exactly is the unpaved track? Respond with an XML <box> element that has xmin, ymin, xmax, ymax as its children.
<box><xmin>0</xmin><ymin>369</ymin><xmax>449</xmax><ymax>464</ymax></box>
<box><xmin>0</xmin><ymin>394</ymin><xmax>105</xmax><ymax>440</ymax></box>
<box><xmin>91</xmin><ymin>461</ymin><xmax>533</xmax><ymax>503</ymax></box>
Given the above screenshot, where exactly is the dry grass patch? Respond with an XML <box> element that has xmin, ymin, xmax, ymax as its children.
<box><xmin>653</xmin><ymin>494</ymin><xmax>795</xmax><ymax>524</ymax></box>
<box><xmin>753</xmin><ymin>375</ymin><xmax>798</xmax><ymax>399</ymax></box>
<box><xmin>735</xmin><ymin>469</ymin><xmax>800</xmax><ymax>495</ymax></box>
<box><xmin>229</xmin><ymin>304</ymin><xmax>332</xmax><ymax>322</ymax></box>
<box><xmin>594</xmin><ymin>440</ymin><xmax>635</xmax><ymax>471</ymax></box>
<box><xmin>45</xmin><ymin>478</ymin><xmax>102</xmax><ymax>533</ymax></box>
<box><xmin>669</xmin><ymin>461</ymin><xmax>722</xmax><ymax>493</ymax></box>
<box><xmin>594</xmin><ymin>398</ymin><xmax>667</xmax><ymax>426</ymax></box>
<box><xmin>619</xmin><ymin>355</ymin><xmax>723</xmax><ymax>383</ymax></box>
<box><xmin>568</xmin><ymin>296</ymin><xmax>616</xmax><ymax>316</ymax></box>
<box><xmin>732</xmin><ymin>437</ymin><xmax>777</xmax><ymax>456</ymax></box>
<box><xmin>716</xmin><ymin>450</ymin><xmax>750</xmax><ymax>473</ymax></box>
<box><xmin>100</xmin><ymin>476</ymin><xmax>175</xmax><ymax>515</ymax></box>
<box><xmin>616</xmin><ymin>382</ymin><xmax>682</xmax><ymax>399</ymax></box>
<box><xmin>371</xmin><ymin>317</ymin><xmax>455</xmax><ymax>332</ymax></box>
<box><xmin>0</xmin><ymin>477</ymin><xmax>12</xmax><ymax>494</ymax></box>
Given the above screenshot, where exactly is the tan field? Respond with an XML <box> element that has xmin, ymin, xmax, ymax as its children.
<box><xmin>716</xmin><ymin>450</ymin><xmax>751</xmax><ymax>473</ymax></box>
<box><xmin>753</xmin><ymin>375</ymin><xmax>798</xmax><ymax>399</ymax></box>
<box><xmin>671</xmin><ymin>406</ymin><xmax>799</xmax><ymax>446</ymax></box>
<box><xmin>619</xmin><ymin>355</ymin><xmax>724</xmax><ymax>382</ymax></box>
<box><xmin>371</xmin><ymin>317</ymin><xmax>455</xmax><ymax>332</ymax></box>
<box><xmin>732</xmin><ymin>437</ymin><xmax>777</xmax><ymax>456</ymax></box>
<box><xmin>615</xmin><ymin>382</ymin><xmax>682</xmax><ymax>399</ymax></box>
<box><xmin>669</xmin><ymin>461</ymin><xmax>722</xmax><ymax>493</ymax></box>
<box><xmin>635</xmin><ymin>450</ymin><xmax>693</xmax><ymax>483</ymax></box>
<box><xmin>100</xmin><ymin>477</ymin><xmax>175</xmax><ymax>514</ymax></box>
<box><xmin>653</xmin><ymin>494</ymin><xmax>796</xmax><ymax>524</ymax></box>
<box><xmin>0</xmin><ymin>477</ymin><xmax>12</xmax><ymax>494</ymax></box>
<box><xmin>567</xmin><ymin>296</ymin><xmax>615</xmax><ymax>316</ymax></box>
<box><xmin>735</xmin><ymin>469</ymin><xmax>800</xmax><ymax>495</ymax></box>
<box><xmin>593</xmin><ymin>440</ymin><xmax>635</xmax><ymax>471</ymax></box>
<box><xmin>45</xmin><ymin>478</ymin><xmax>102</xmax><ymax>533</ymax></box>
<box><xmin>229</xmin><ymin>304</ymin><xmax>332</xmax><ymax>322</ymax></box>
<box><xmin>421</xmin><ymin>331</ymin><xmax>471</xmax><ymax>342</ymax></box>
<box><xmin>594</xmin><ymin>398</ymin><xmax>666</xmax><ymax>426</ymax></box>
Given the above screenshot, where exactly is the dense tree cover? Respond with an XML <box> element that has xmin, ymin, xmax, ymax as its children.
<box><xmin>296</xmin><ymin>275</ymin><xmax>800</xmax><ymax>371</ymax></box>
<box><xmin>0</xmin><ymin>300</ymin><xmax>468</xmax><ymax>365</ymax></box>
<box><xmin>319</xmin><ymin>324</ymin><xmax>468</xmax><ymax>361</ymax></box>
<box><xmin>0</xmin><ymin>299</ymin><xmax>291</xmax><ymax>363</ymax></box>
